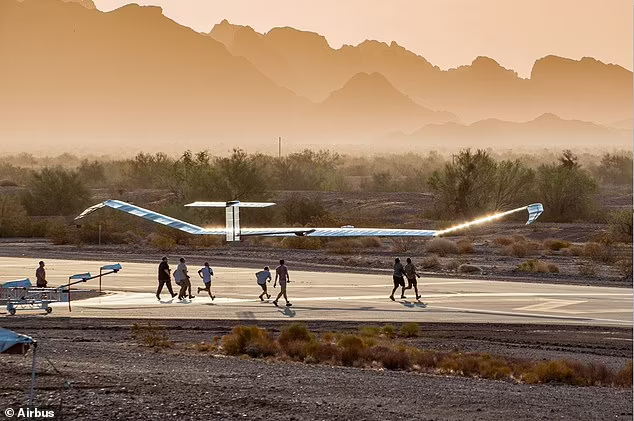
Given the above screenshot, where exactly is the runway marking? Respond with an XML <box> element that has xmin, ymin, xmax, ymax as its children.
<box><xmin>515</xmin><ymin>299</ymin><xmax>587</xmax><ymax>314</ymax></box>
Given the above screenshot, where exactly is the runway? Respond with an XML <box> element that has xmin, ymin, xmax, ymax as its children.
<box><xmin>1</xmin><ymin>257</ymin><xmax>632</xmax><ymax>326</ymax></box>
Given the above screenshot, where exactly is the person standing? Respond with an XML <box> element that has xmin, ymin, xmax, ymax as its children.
<box><xmin>255</xmin><ymin>266</ymin><xmax>272</xmax><ymax>301</ymax></box>
<box><xmin>403</xmin><ymin>257</ymin><xmax>422</xmax><ymax>300</ymax></box>
<box><xmin>35</xmin><ymin>261</ymin><xmax>47</xmax><ymax>288</ymax></box>
<box><xmin>197</xmin><ymin>262</ymin><xmax>215</xmax><ymax>300</ymax></box>
<box><xmin>176</xmin><ymin>257</ymin><xmax>193</xmax><ymax>300</ymax></box>
<box><xmin>156</xmin><ymin>257</ymin><xmax>177</xmax><ymax>300</ymax></box>
<box><xmin>273</xmin><ymin>259</ymin><xmax>292</xmax><ymax>307</ymax></box>
<box><xmin>389</xmin><ymin>257</ymin><xmax>406</xmax><ymax>301</ymax></box>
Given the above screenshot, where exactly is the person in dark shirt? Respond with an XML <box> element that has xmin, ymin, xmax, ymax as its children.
<box><xmin>389</xmin><ymin>257</ymin><xmax>406</xmax><ymax>301</ymax></box>
<box><xmin>156</xmin><ymin>256</ymin><xmax>177</xmax><ymax>301</ymax></box>
<box><xmin>403</xmin><ymin>257</ymin><xmax>422</xmax><ymax>300</ymax></box>
<box><xmin>36</xmin><ymin>261</ymin><xmax>47</xmax><ymax>288</ymax></box>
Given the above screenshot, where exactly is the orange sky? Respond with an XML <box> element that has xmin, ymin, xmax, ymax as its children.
<box><xmin>94</xmin><ymin>0</ymin><xmax>632</xmax><ymax>78</ymax></box>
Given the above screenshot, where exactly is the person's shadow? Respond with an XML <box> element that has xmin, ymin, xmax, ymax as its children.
<box><xmin>159</xmin><ymin>298</ymin><xmax>175</xmax><ymax>304</ymax></box>
<box><xmin>400</xmin><ymin>300</ymin><xmax>427</xmax><ymax>309</ymax></box>
<box><xmin>278</xmin><ymin>306</ymin><xmax>296</xmax><ymax>317</ymax></box>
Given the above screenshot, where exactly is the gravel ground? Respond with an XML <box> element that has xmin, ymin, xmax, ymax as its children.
<box><xmin>1</xmin><ymin>319</ymin><xmax>632</xmax><ymax>421</ymax></box>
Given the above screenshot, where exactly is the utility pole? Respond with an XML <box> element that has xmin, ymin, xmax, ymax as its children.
<box><xmin>278</xmin><ymin>136</ymin><xmax>281</xmax><ymax>158</ymax></box>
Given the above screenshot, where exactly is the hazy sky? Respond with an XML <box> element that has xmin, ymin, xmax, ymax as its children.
<box><xmin>94</xmin><ymin>0</ymin><xmax>632</xmax><ymax>77</ymax></box>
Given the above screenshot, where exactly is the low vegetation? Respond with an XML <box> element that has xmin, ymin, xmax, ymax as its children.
<box><xmin>131</xmin><ymin>323</ymin><xmax>172</xmax><ymax>349</ymax></box>
<box><xmin>517</xmin><ymin>259</ymin><xmax>559</xmax><ymax>273</ymax></box>
<box><xmin>216</xmin><ymin>323</ymin><xmax>632</xmax><ymax>388</ymax></box>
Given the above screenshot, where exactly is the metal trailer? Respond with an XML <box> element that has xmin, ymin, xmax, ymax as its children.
<box><xmin>1</xmin><ymin>286</ymin><xmax>62</xmax><ymax>315</ymax></box>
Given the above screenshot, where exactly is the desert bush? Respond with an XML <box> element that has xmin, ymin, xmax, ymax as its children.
<box><xmin>504</xmin><ymin>242</ymin><xmax>528</xmax><ymax>258</ymax></box>
<box><xmin>367</xmin><ymin>345</ymin><xmax>411</xmax><ymax>370</ymax></box>
<box><xmin>445</xmin><ymin>259</ymin><xmax>461</xmax><ymax>272</ymax></box>
<box><xmin>562</xmin><ymin>245</ymin><xmax>584</xmax><ymax>257</ymax></box>
<box><xmin>131</xmin><ymin>323</ymin><xmax>172</xmax><ymax>348</ymax></box>
<box><xmin>22</xmin><ymin>167</ymin><xmax>91</xmax><ymax>216</ymax></box>
<box><xmin>517</xmin><ymin>259</ymin><xmax>557</xmax><ymax>273</ymax></box>
<box><xmin>148</xmin><ymin>233</ymin><xmax>177</xmax><ymax>252</ymax></box>
<box><xmin>583</xmin><ymin>242</ymin><xmax>609</xmax><ymax>262</ymax></box>
<box><xmin>438</xmin><ymin>353</ymin><xmax>512</xmax><ymax>380</ymax></box>
<box><xmin>326</xmin><ymin>239</ymin><xmax>357</xmax><ymax>254</ymax></box>
<box><xmin>607</xmin><ymin>209</ymin><xmax>633</xmax><ymax>243</ymax></box>
<box><xmin>596</xmin><ymin>152</ymin><xmax>633</xmax><ymax>185</ymax></box>
<box><xmin>307</xmin><ymin>342</ymin><xmax>340</xmax><ymax>363</ymax></box>
<box><xmin>457</xmin><ymin>264</ymin><xmax>482</xmax><ymax>274</ymax></box>
<box><xmin>400</xmin><ymin>323</ymin><xmax>419</xmax><ymax>338</ymax></box>
<box><xmin>420</xmin><ymin>255</ymin><xmax>441</xmax><ymax>269</ymax></box>
<box><xmin>359</xmin><ymin>326</ymin><xmax>381</xmax><ymax>337</ymax></box>
<box><xmin>494</xmin><ymin>236</ymin><xmax>514</xmax><ymax>246</ymax></box>
<box><xmin>543</xmin><ymin>238</ymin><xmax>571</xmax><ymax>251</ymax></box>
<box><xmin>282</xmin><ymin>196</ymin><xmax>328</xmax><ymax>225</ymax></box>
<box><xmin>456</xmin><ymin>240</ymin><xmax>474</xmax><ymax>254</ymax></box>
<box><xmin>390</xmin><ymin>238</ymin><xmax>422</xmax><ymax>253</ymax></box>
<box><xmin>0</xmin><ymin>195</ymin><xmax>30</xmax><ymax>237</ymax></box>
<box><xmin>222</xmin><ymin>326</ymin><xmax>278</xmax><ymax>357</ymax></box>
<box><xmin>0</xmin><ymin>179</ymin><xmax>18</xmax><ymax>187</ymax></box>
<box><xmin>46</xmin><ymin>220</ymin><xmax>73</xmax><ymax>245</ymax></box>
<box><xmin>338</xmin><ymin>335</ymin><xmax>365</xmax><ymax>366</ymax></box>
<box><xmin>578</xmin><ymin>262</ymin><xmax>598</xmax><ymax>277</ymax></box>
<box><xmin>188</xmin><ymin>236</ymin><xmax>224</xmax><ymax>248</ymax></box>
<box><xmin>381</xmin><ymin>325</ymin><xmax>396</xmax><ymax>338</ymax></box>
<box><xmin>279</xmin><ymin>323</ymin><xmax>313</xmax><ymax>345</ymax></box>
<box><xmin>195</xmin><ymin>342</ymin><xmax>216</xmax><ymax>352</ymax></box>
<box><xmin>614</xmin><ymin>258</ymin><xmax>633</xmax><ymax>279</ymax></box>
<box><xmin>358</xmin><ymin>237</ymin><xmax>382</xmax><ymax>248</ymax></box>
<box><xmin>615</xmin><ymin>362</ymin><xmax>633</xmax><ymax>387</ymax></box>
<box><xmin>523</xmin><ymin>360</ymin><xmax>584</xmax><ymax>385</ymax></box>
<box><xmin>535</xmin><ymin>151</ymin><xmax>599</xmax><ymax>222</ymax></box>
<box><xmin>426</xmin><ymin>238</ymin><xmax>458</xmax><ymax>256</ymax></box>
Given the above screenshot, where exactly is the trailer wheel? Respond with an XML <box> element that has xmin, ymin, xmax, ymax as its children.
<box><xmin>46</xmin><ymin>307</ymin><xmax>53</xmax><ymax>314</ymax></box>
<box><xmin>9</xmin><ymin>308</ymin><xmax>16</xmax><ymax>316</ymax></box>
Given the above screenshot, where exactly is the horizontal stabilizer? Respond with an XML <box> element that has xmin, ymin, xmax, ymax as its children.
<box><xmin>186</xmin><ymin>201</ymin><xmax>276</xmax><ymax>208</ymax></box>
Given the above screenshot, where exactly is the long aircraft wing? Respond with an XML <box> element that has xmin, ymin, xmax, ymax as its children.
<box><xmin>76</xmin><ymin>200</ymin><xmax>543</xmax><ymax>239</ymax></box>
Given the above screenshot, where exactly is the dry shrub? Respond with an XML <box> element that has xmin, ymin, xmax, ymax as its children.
<box><xmin>494</xmin><ymin>236</ymin><xmax>514</xmax><ymax>246</ymax></box>
<box><xmin>445</xmin><ymin>259</ymin><xmax>461</xmax><ymax>272</ymax></box>
<box><xmin>307</xmin><ymin>342</ymin><xmax>340</xmax><ymax>363</ymax></box>
<box><xmin>439</xmin><ymin>353</ymin><xmax>512</xmax><ymax>380</ymax></box>
<box><xmin>131</xmin><ymin>323</ymin><xmax>172</xmax><ymax>348</ymax></box>
<box><xmin>400</xmin><ymin>322</ymin><xmax>419</xmax><ymax>338</ymax></box>
<box><xmin>338</xmin><ymin>335</ymin><xmax>365</xmax><ymax>366</ymax></box>
<box><xmin>615</xmin><ymin>362</ymin><xmax>633</xmax><ymax>387</ymax></box>
<box><xmin>517</xmin><ymin>259</ymin><xmax>558</xmax><ymax>273</ymax></box>
<box><xmin>222</xmin><ymin>326</ymin><xmax>278</xmax><ymax>357</ymax></box>
<box><xmin>279</xmin><ymin>323</ymin><xmax>313</xmax><ymax>345</ymax></box>
<box><xmin>504</xmin><ymin>242</ymin><xmax>528</xmax><ymax>258</ymax></box>
<box><xmin>426</xmin><ymin>238</ymin><xmax>458</xmax><ymax>256</ymax></box>
<box><xmin>412</xmin><ymin>350</ymin><xmax>443</xmax><ymax>369</ymax></box>
<box><xmin>512</xmin><ymin>235</ymin><xmax>527</xmax><ymax>243</ymax></box>
<box><xmin>358</xmin><ymin>237</ymin><xmax>382</xmax><ymax>248</ymax></box>
<box><xmin>584</xmin><ymin>242</ymin><xmax>608</xmax><ymax>262</ymax></box>
<box><xmin>367</xmin><ymin>345</ymin><xmax>411</xmax><ymax>370</ymax></box>
<box><xmin>421</xmin><ymin>255</ymin><xmax>441</xmax><ymax>269</ymax></box>
<box><xmin>562</xmin><ymin>245</ymin><xmax>584</xmax><ymax>256</ymax></box>
<box><xmin>578</xmin><ymin>262</ymin><xmax>598</xmax><ymax>277</ymax></box>
<box><xmin>543</xmin><ymin>238</ymin><xmax>571</xmax><ymax>251</ymax></box>
<box><xmin>359</xmin><ymin>326</ymin><xmax>381</xmax><ymax>337</ymax></box>
<box><xmin>46</xmin><ymin>220</ymin><xmax>73</xmax><ymax>245</ymax></box>
<box><xmin>282</xmin><ymin>340</ymin><xmax>310</xmax><ymax>360</ymax></box>
<box><xmin>148</xmin><ymin>233</ymin><xmax>176</xmax><ymax>252</ymax></box>
<box><xmin>391</xmin><ymin>238</ymin><xmax>421</xmax><ymax>253</ymax></box>
<box><xmin>189</xmin><ymin>236</ymin><xmax>223</xmax><ymax>248</ymax></box>
<box><xmin>195</xmin><ymin>342</ymin><xmax>216</xmax><ymax>352</ymax></box>
<box><xmin>523</xmin><ymin>360</ymin><xmax>584</xmax><ymax>385</ymax></box>
<box><xmin>457</xmin><ymin>264</ymin><xmax>482</xmax><ymax>274</ymax></box>
<box><xmin>281</xmin><ymin>236</ymin><xmax>323</xmax><ymax>250</ymax></box>
<box><xmin>615</xmin><ymin>258</ymin><xmax>633</xmax><ymax>279</ymax></box>
<box><xmin>381</xmin><ymin>325</ymin><xmax>396</xmax><ymax>338</ymax></box>
<box><xmin>326</xmin><ymin>239</ymin><xmax>357</xmax><ymax>255</ymax></box>
<box><xmin>456</xmin><ymin>240</ymin><xmax>474</xmax><ymax>254</ymax></box>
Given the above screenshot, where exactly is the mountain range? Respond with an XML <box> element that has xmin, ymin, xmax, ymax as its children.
<box><xmin>0</xmin><ymin>0</ymin><xmax>630</xmax><ymax>154</ymax></box>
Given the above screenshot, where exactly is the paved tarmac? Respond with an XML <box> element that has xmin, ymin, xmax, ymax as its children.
<box><xmin>0</xmin><ymin>257</ymin><xmax>631</xmax><ymax>326</ymax></box>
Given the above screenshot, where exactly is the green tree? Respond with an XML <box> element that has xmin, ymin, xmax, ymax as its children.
<box><xmin>22</xmin><ymin>167</ymin><xmax>91</xmax><ymax>216</ymax></box>
<box><xmin>535</xmin><ymin>152</ymin><xmax>598</xmax><ymax>222</ymax></box>
<box><xmin>596</xmin><ymin>152</ymin><xmax>633</xmax><ymax>185</ymax></box>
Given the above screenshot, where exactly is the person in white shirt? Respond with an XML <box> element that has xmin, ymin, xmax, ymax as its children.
<box><xmin>255</xmin><ymin>266</ymin><xmax>272</xmax><ymax>301</ymax></box>
<box><xmin>175</xmin><ymin>257</ymin><xmax>193</xmax><ymax>300</ymax></box>
<box><xmin>197</xmin><ymin>262</ymin><xmax>215</xmax><ymax>301</ymax></box>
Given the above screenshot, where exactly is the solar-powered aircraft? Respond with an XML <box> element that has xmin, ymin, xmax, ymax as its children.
<box><xmin>75</xmin><ymin>200</ymin><xmax>544</xmax><ymax>242</ymax></box>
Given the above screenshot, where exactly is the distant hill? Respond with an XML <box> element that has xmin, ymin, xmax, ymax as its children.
<box><xmin>406</xmin><ymin>113</ymin><xmax>631</xmax><ymax>148</ymax></box>
<box><xmin>211</xmin><ymin>21</ymin><xmax>632</xmax><ymax>124</ymax></box>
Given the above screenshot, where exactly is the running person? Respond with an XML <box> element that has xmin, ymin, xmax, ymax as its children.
<box><xmin>156</xmin><ymin>256</ymin><xmax>177</xmax><ymax>300</ymax></box>
<box><xmin>403</xmin><ymin>257</ymin><xmax>422</xmax><ymax>300</ymax></box>
<box><xmin>255</xmin><ymin>266</ymin><xmax>272</xmax><ymax>301</ymax></box>
<box><xmin>176</xmin><ymin>257</ymin><xmax>193</xmax><ymax>300</ymax></box>
<box><xmin>273</xmin><ymin>259</ymin><xmax>292</xmax><ymax>307</ymax></box>
<box><xmin>197</xmin><ymin>262</ymin><xmax>215</xmax><ymax>300</ymax></box>
<box><xmin>389</xmin><ymin>257</ymin><xmax>406</xmax><ymax>301</ymax></box>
